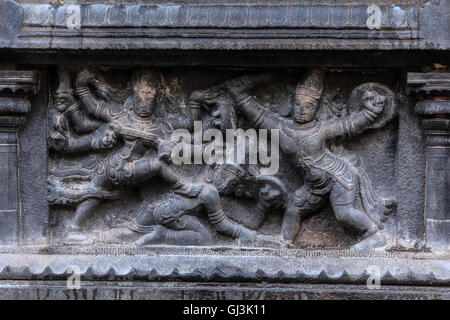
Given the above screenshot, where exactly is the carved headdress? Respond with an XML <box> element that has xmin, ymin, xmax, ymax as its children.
<box><xmin>130</xmin><ymin>68</ymin><xmax>160</xmax><ymax>91</ymax></box>
<box><xmin>296</xmin><ymin>69</ymin><xmax>325</xmax><ymax>101</ymax></box>
<box><xmin>56</xmin><ymin>66</ymin><xmax>72</xmax><ymax>96</ymax></box>
<box><xmin>130</xmin><ymin>68</ymin><xmax>182</xmax><ymax>116</ymax></box>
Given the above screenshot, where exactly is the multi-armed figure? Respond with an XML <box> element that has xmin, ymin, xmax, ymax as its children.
<box><xmin>49</xmin><ymin>67</ymin><xmax>110</xmax><ymax>154</ymax></box>
<box><xmin>222</xmin><ymin>69</ymin><xmax>395</xmax><ymax>250</ymax></box>
<box><xmin>62</xmin><ymin>69</ymin><xmax>204</xmax><ymax>242</ymax></box>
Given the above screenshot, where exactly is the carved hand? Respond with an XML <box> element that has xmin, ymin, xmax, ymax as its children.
<box><xmin>76</xmin><ymin>69</ymin><xmax>96</xmax><ymax>87</ymax></box>
<box><xmin>48</xmin><ymin>131</ymin><xmax>68</xmax><ymax>151</ymax></box>
<box><xmin>189</xmin><ymin>88</ymin><xmax>218</xmax><ymax>109</ymax></box>
<box><xmin>91</xmin><ymin>77</ymin><xmax>114</xmax><ymax>101</ymax></box>
<box><xmin>158</xmin><ymin>140</ymin><xmax>175</xmax><ymax>164</ymax></box>
<box><xmin>222</xmin><ymin>72</ymin><xmax>274</xmax><ymax>98</ymax></box>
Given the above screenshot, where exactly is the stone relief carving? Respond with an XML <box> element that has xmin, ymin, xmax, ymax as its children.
<box><xmin>47</xmin><ymin>67</ymin><xmax>398</xmax><ymax>250</ymax></box>
<box><xmin>219</xmin><ymin>71</ymin><xmax>398</xmax><ymax>250</ymax></box>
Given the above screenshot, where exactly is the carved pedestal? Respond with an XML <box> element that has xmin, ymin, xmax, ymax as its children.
<box><xmin>0</xmin><ymin>71</ymin><xmax>39</xmax><ymax>245</ymax></box>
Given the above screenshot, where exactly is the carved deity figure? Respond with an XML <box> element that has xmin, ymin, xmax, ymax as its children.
<box><xmin>48</xmin><ymin>67</ymin><xmax>112</xmax><ymax>155</ymax></box>
<box><xmin>61</xmin><ymin>69</ymin><xmax>205</xmax><ymax>242</ymax></box>
<box><xmin>48</xmin><ymin>67</ymin><xmax>120</xmax><ymax>200</ymax></box>
<box><xmin>98</xmin><ymin>163</ymin><xmax>264</xmax><ymax>246</ymax></box>
<box><xmin>220</xmin><ymin>70</ymin><xmax>396</xmax><ymax>250</ymax></box>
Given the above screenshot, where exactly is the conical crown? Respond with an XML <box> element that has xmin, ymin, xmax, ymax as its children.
<box><xmin>56</xmin><ymin>67</ymin><xmax>72</xmax><ymax>95</ymax></box>
<box><xmin>296</xmin><ymin>69</ymin><xmax>325</xmax><ymax>100</ymax></box>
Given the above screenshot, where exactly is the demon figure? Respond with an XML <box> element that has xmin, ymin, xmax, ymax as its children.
<box><xmin>97</xmin><ymin>163</ymin><xmax>262</xmax><ymax>246</ymax></box>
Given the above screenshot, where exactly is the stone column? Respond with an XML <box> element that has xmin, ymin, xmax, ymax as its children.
<box><xmin>408</xmin><ymin>73</ymin><xmax>450</xmax><ymax>251</ymax></box>
<box><xmin>0</xmin><ymin>71</ymin><xmax>39</xmax><ymax>245</ymax></box>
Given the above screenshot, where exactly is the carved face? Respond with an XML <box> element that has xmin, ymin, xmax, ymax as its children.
<box><xmin>54</xmin><ymin>92</ymin><xmax>75</xmax><ymax>113</ymax></box>
<box><xmin>133</xmin><ymin>83</ymin><xmax>156</xmax><ymax>118</ymax></box>
<box><xmin>258</xmin><ymin>183</ymin><xmax>282</xmax><ymax>208</ymax></box>
<box><xmin>293</xmin><ymin>93</ymin><xmax>319</xmax><ymax>124</ymax></box>
<box><xmin>100</xmin><ymin>128</ymin><xmax>117</xmax><ymax>149</ymax></box>
<box><xmin>214</xmin><ymin>166</ymin><xmax>243</xmax><ymax>195</ymax></box>
<box><xmin>363</xmin><ymin>90</ymin><xmax>386</xmax><ymax>110</ymax></box>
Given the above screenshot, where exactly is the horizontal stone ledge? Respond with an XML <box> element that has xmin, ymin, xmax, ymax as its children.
<box><xmin>0</xmin><ymin>281</ymin><xmax>449</xmax><ymax>300</ymax></box>
<box><xmin>0</xmin><ymin>249</ymin><xmax>448</xmax><ymax>285</ymax></box>
<box><xmin>8</xmin><ymin>37</ymin><xmax>427</xmax><ymax>51</ymax></box>
<box><xmin>0</xmin><ymin>0</ymin><xmax>447</xmax><ymax>50</ymax></box>
<box><xmin>21</xmin><ymin>3</ymin><xmax>419</xmax><ymax>29</ymax></box>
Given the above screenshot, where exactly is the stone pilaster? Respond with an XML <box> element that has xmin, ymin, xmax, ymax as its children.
<box><xmin>408</xmin><ymin>73</ymin><xmax>450</xmax><ymax>251</ymax></box>
<box><xmin>0</xmin><ymin>71</ymin><xmax>39</xmax><ymax>245</ymax></box>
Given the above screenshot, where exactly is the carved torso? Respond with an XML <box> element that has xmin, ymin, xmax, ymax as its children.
<box><xmin>281</xmin><ymin>120</ymin><xmax>348</xmax><ymax>192</ymax></box>
<box><xmin>99</xmin><ymin>107</ymin><xmax>172</xmax><ymax>185</ymax></box>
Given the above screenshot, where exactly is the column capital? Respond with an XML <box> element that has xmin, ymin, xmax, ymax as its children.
<box><xmin>407</xmin><ymin>73</ymin><xmax>450</xmax><ymax>147</ymax></box>
<box><xmin>407</xmin><ymin>72</ymin><xmax>450</xmax><ymax>96</ymax></box>
<box><xmin>0</xmin><ymin>70</ymin><xmax>39</xmax><ymax>133</ymax></box>
<box><xmin>0</xmin><ymin>71</ymin><xmax>39</xmax><ymax>97</ymax></box>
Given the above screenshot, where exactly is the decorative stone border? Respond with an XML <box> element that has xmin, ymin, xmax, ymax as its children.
<box><xmin>0</xmin><ymin>246</ymin><xmax>448</xmax><ymax>285</ymax></box>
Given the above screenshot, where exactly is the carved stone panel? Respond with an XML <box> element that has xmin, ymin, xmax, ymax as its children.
<box><xmin>42</xmin><ymin>66</ymin><xmax>405</xmax><ymax>252</ymax></box>
<box><xmin>0</xmin><ymin>0</ymin><xmax>448</xmax><ymax>300</ymax></box>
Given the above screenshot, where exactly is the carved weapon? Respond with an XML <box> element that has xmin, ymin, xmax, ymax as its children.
<box><xmin>114</xmin><ymin>125</ymin><xmax>161</xmax><ymax>144</ymax></box>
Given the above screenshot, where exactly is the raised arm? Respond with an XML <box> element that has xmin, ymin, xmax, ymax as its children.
<box><xmin>75</xmin><ymin>69</ymin><xmax>123</xmax><ymax>122</ymax></box>
<box><xmin>49</xmin><ymin>123</ymin><xmax>117</xmax><ymax>154</ymax></box>
<box><xmin>224</xmin><ymin>74</ymin><xmax>299</xmax><ymax>155</ymax></box>
<box><xmin>323</xmin><ymin>90</ymin><xmax>385</xmax><ymax>140</ymax></box>
<box><xmin>223</xmin><ymin>74</ymin><xmax>284</xmax><ymax>131</ymax></box>
<box><xmin>66</xmin><ymin>103</ymin><xmax>103</xmax><ymax>134</ymax></box>
<box><xmin>163</xmin><ymin>109</ymin><xmax>195</xmax><ymax>132</ymax></box>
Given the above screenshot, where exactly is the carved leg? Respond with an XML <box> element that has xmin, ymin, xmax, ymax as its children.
<box><xmin>198</xmin><ymin>185</ymin><xmax>255</xmax><ymax>247</ymax></box>
<box><xmin>97</xmin><ymin>227</ymin><xmax>141</xmax><ymax>244</ymax></box>
<box><xmin>281</xmin><ymin>186</ymin><xmax>327</xmax><ymax>242</ymax></box>
<box><xmin>199</xmin><ymin>186</ymin><xmax>254</xmax><ymax>246</ymax></box>
<box><xmin>332</xmin><ymin>203</ymin><xmax>378</xmax><ymax>235</ymax></box>
<box><xmin>130</xmin><ymin>158</ymin><xmax>202</xmax><ymax>198</ymax></box>
<box><xmin>70</xmin><ymin>199</ymin><xmax>101</xmax><ymax>231</ymax></box>
<box><xmin>209</xmin><ymin>212</ymin><xmax>255</xmax><ymax>247</ymax></box>
<box><xmin>281</xmin><ymin>204</ymin><xmax>302</xmax><ymax>242</ymax></box>
<box><xmin>66</xmin><ymin>174</ymin><xmax>111</xmax><ymax>242</ymax></box>
<box><xmin>135</xmin><ymin>216</ymin><xmax>212</xmax><ymax>246</ymax></box>
<box><xmin>330</xmin><ymin>181</ymin><xmax>386</xmax><ymax>250</ymax></box>
<box><xmin>129</xmin><ymin>157</ymin><xmax>179</xmax><ymax>185</ymax></box>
